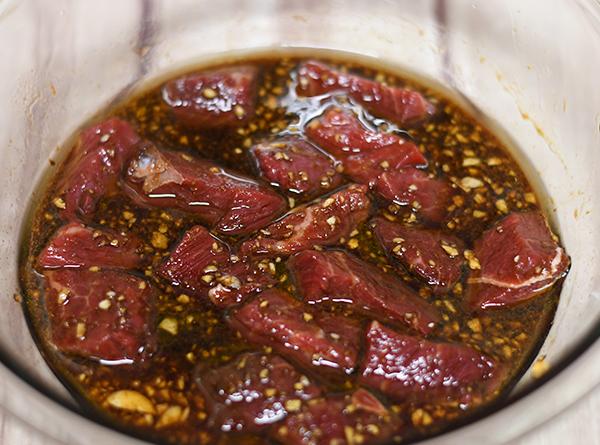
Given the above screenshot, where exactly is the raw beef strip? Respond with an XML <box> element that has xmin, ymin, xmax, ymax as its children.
<box><xmin>374</xmin><ymin>168</ymin><xmax>453</xmax><ymax>223</ymax></box>
<box><xmin>123</xmin><ymin>143</ymin><xmax>285</xmax><ymax>235</ymax></box>
<box><xmin>228</xmin><ymin>289</ymin><xmax>361</xmax><ymax>377</ymax></box>
<box><xmin>43</xmin><ymin>269</ymin><xmax>155</xmax><ymax>363</ymax></box>
<box><xmin>466</xmin><ymin>211</ymin><xmax>570</xmax><ymax>310</ymax></box>
<box><xmin>359</xmin><ymin>321</ymin><xmax>503</xmax><ymax>405</ymax></box>
<box><xmin>271</xmin><ymin>389</ymin><xmax>402</xmax><ymax>445</ymax></box>
<box><xmin>162</xmin><ymin>65</ymin><xmax>258</xmax><ymax>129</ymax></box>
<box><xmin>196</xmin><ymin>353</ymin><xmax>322</xmax><ymax>432</ymax></box>
<box><xmin>37</xmin><ymin>222</ymin><xmax>144</xmax><ymax>270</ymax></box>
<box><xmin>157</xmin><ymin>225</ymin><xmax>275</xmax><ymax>308</ymax></box>
<box><xmin>372</xmin><ymin>217</ymin><xmax>465</xmax><ymax>292</ymax></box>
<box><xmin>305</xmin><ymin>108</ymin><xmax>427</xmax><ymax>185</ymax></box>
<box><xmin>239</xmin><ymin>184</ymin><xmax>371</xmax><ymax>258</ymax></box>
<box><xmin>288</xmin><ymin>250</ymin><xmax>440</xmax><ymax>334</ymax></box>
<box><xmin>297</xmin><ymin>60</ymin><xmax>435</xmax><ymax>126</ymax></box>
<box><xmin>56</xmin><ymin>118</ymin><xmax>141</xmax><ymax>219</ymax></box>
<box><xmin>250</xmin><ymin>137</ymin><xmax>343</xmax><ymax>199</ymax></box>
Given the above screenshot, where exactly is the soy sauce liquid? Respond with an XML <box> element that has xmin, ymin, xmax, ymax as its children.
<box><xmin>20</xmin><ymin>51</ymin><xmax>561</xmax><ymax>445</ymax></box>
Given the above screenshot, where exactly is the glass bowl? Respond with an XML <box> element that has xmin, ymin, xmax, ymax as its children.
<box><xmin>0</xmin><ymin>0</ymin><xmax>599</xmax><ymax>443</ymax></box>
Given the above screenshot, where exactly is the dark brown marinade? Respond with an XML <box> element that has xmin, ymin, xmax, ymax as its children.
<box><xmin>20</xmin><ymin>53</ymin><xmax>561</xmax><ymax>445</ymax></box>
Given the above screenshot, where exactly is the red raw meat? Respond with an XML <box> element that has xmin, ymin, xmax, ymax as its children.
<box><xmin>372</xmin><ymin>217</ymin><xmax>465</xmax><ymax>292</ymax></box>
<box><xmin>288</xmin><ymin>249</ymin><xmax>440</xmax><ymax>334</ymax></box>
<box><xmin>228</xmin><ymin>289</ymin><xmax>361</xmax><ymax>377</ymax></box>
<box><xmin>43</xmin><ymin>269</ymin><xmax>155</xmax><ymax>363</ymax></box>
<box><xmin>37</xmin><ymin>222</ymin><xmax>144</xmax><ymax>270</ymax></box>
<box><xmin>196</xmin><ymin>353</ymin><xmax>322</xmax><ymax>432</ymax></box>
<box><xmin>305</xmin><ymin>108</ymin><xmax>427</xmax><ymax>185</ymax></box>
<box><xmin>162</xmin><ymin>65</ymin><xmax>258</xmax><ymax>129</ymax></box>
<box><xmin>271</xmin><ymin>389</ymin><xmax>402</xmax><ymax>445</ymax></box>
<box><xmin>240</xmin><ymin>184</ymin><xmax>371</xmax><ymax>258</ymax></box>
<box><xmin>466</xmin><ymin>211</ymin><xmax>570</xmax><ymax>310</ymax></box>
<box><xmin>123</xmin><ymin>143</ymin><xmax>286</xmax><ymax>235</ymax></box>
<box><xmin>297</xmin><ymin>60</ymin><xmax>435</xmax><ymax>126</ymax></box>
<box><xmin>56</xmin><ymin>118</ymin><xmax>141</xmax><ymax>219</ymax></box>
<box><xmin>374</xmin><ymin>168</ymin><xmax>453</xmax><ymax>223</ymax></box>
<box><xmin>250</xmin><ymin>137</ymin><xmax>343</xmax><ymax>199</ymax></box>
<box><xmin>359</xmin><ymin>321</ymin><xmax>503</xmax><ymax>405</ymax></box>
<box><xmin>158</xmin><ymin>225</ymin><xmax>275</xmax><ymax>308</ymax></box>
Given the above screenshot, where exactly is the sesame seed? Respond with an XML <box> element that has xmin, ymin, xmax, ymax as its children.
<box><xmin>98</xmin><ymin>299</ymin><xmax>112</xmax><ymax>310</ymax></box>
<box><xmin>201</xmin><ymin>274</ymin><xmax>214</xmax><ymax>284</ymax></box>
<box><xmin>322</xmin><ymin>197</ymin><xmax>335</xmax><ymax>207</ymax></box>
<box><xmin>57</xmin><ymin>290</ymin><xmax>69</xmax><ymax>304</ymax></box>
<box><xmin>264</xmin><ymin>388</ymin><xmax>277</xmax><ymax>397</ymax></box>
<box><xmin>76</xmin><ymin>322</ymin><xmax>86</xmax><ymax>338</ymax></box>
<box><xmin>177</xmin><ymin>294</ymin><xmax>190</xmax><ymax>304</ymax></box>
<box><xmin>233</xmin><ymin>105</ymin><xmax>246</xmax><ymax>118</ymax></box>
<box><xmin>284</xmin><ymin>399</ymin><xmax>302</xmax><ymax>412</ymax></box>
<box><xmin>202</xmin><ymin>87</ymin><xmax>217</xmax><ymax>99</ymax></box>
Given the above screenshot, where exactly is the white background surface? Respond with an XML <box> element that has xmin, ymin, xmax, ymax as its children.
<box><xmin>0</xmin><ymin>386</ymin><xmax>598</xmax><ymax>445</ymax></box>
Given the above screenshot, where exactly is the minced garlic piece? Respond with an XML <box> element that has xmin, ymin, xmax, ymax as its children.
<box><xmin>464</xmin><ymin>250</ymin><xmax>481</xmax><ymax>270</ymax></box>
<box><xmin>107</xmin><ymin>390</ymin><xmax>156</xmax><ymax>414</ymax></box>
<box><xmin>284</xmin><ymin>399</ymin><xmax>302</xmax><ymax>412</ymax></box>
<box><xmin>159</xmin><ymin>317</ymin><xmax>178</xmax><ymax>335</ymax></box>
<box><xmin>531</xmin><ymin>356</ymin><xmax>550</xmax><ymax>379</ymax></box>
<box><xmin>460</xmin><ymin>177</ymin><xmax>484</xmax><ymax>191</ymax></box>
<box><xmin>440</xmin><ymin>241</ymin><xmax>459</xmax><ymax>258</ymax></box>
<box><xmin>53</xmin><ymin>197</ymin><xmax>66</xmax><ymax>209</ymax></box>
<box><xmin>151</xmin><ymin>231</ymin><xmax>168</xmax><ymax>249</ymax></box>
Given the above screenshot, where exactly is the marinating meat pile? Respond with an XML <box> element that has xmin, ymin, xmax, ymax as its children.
<box><xmin>22</xmin><ymin>56</ymin><xmax>570</xmax><ymax>445</ymax></box>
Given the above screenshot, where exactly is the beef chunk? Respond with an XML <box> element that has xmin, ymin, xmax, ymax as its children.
<box><xmin>297</xmin><ymin>60</ymin><xmax>435</xmax><ymax>126</ymax></box>
<box><xmin>372</xmin><ymin>217</ymin><xmax>465</xmax><ymax>293</ymax></box>
<box><xmin>305</xmin><ymin>108</ymin><xmax>427</xmax><ymax>185</ymax></box>
<box><xmin>123</xmin><ymin>143</ymin><xmax>286</xmax><ymax>235</ymax></box>
<box><xmin>162</xmin><ymin>66</ymin><xmax>258</xmax><ymax>129</ymax></box>
<box><xmin>374</xmin><ymin>168</ymin><xmax>453</xmax><ymax>223</ymax></box>
<box><xmin>359</xmin><ymin>321</ymin><xmax>502</xmax><ymax>405</ymax></box>
<box><xmin>228</xmin><ymin>289</ymin><xmax>360</xmax><ymax>377</ymax></box>
<box><xmin>466</xmin><ymin>211</ymin><xmax>570</xmax><ymax>310</ymax></box>
<box><xmin>240</xmin><ymin>184</ymin><xmax>371</xmax><ymax>258</ymax></box>
<box><xmin>56</xmin><ymin>118</ymin><xmax>141</xmax><ymax>219</ymax></box>
<box><xmin>288</xmin><ymin>250</ymin><xmax>440</xmax><ymax>334</ymax></box>
<box><xmin>271</xmin><ymin>389</ymin><xmax>402</xmax><ymax>445</ymax></box>
<box><xmin>157</xmin><ymin>225</ymin><xmax>276</xmax><ymax>308</ymax></box>
<box><xmin>196</xmin><ymin>353</ymin><xmax>322</xmax><ymax>432</ymax></box>
<box><xmin>250</xmin><ymin>137</ymin><xmax>343</xmax><ymax>199</ymax></box>
<box><xmin>43</xmin><ymin>269</ymin><xmax>155</xmax><ymax>363</ymax></box>
<box><xmin>37</xmin><ymin>222</ymin><xmax>144</xmax><ymax>270</ymax></box>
